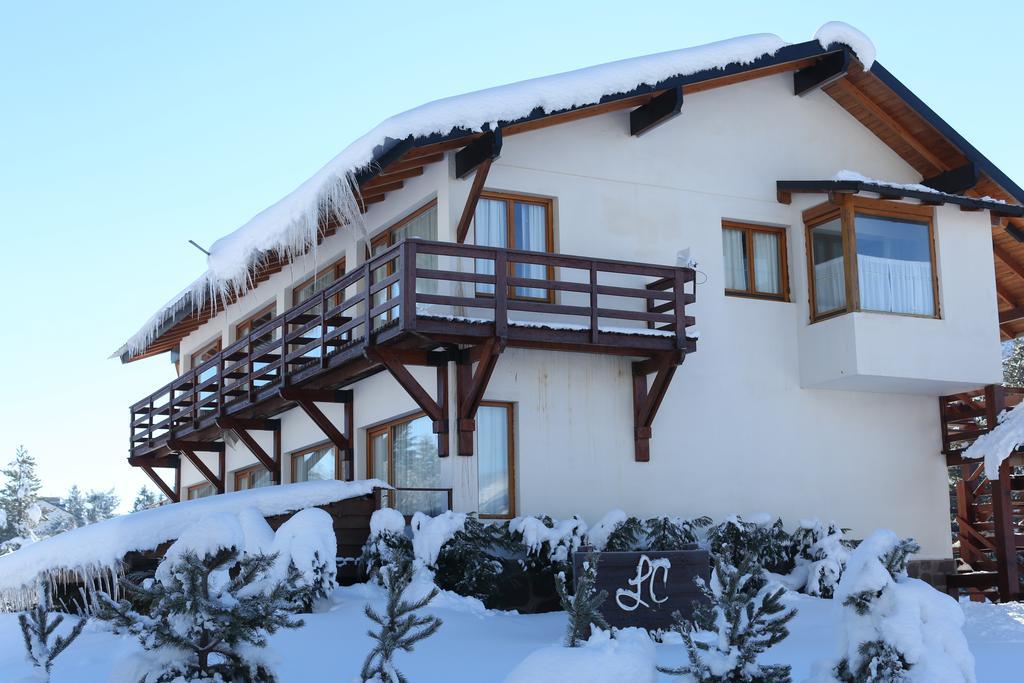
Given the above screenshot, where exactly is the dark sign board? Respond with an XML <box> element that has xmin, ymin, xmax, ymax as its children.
<box><xmin>572</xmin><ymin>547</ymin><xmax>710</xmax><ymax>630</ymax></box>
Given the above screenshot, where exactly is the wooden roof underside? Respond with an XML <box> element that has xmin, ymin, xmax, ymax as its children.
<box><xmin>128</xmin><ymin>42</ymin><xmax>1024</xmax><ymax>361</ymax></box>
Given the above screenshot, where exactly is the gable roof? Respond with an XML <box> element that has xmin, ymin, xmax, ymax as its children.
<box><xmin>115</xmin><ymin>22</ymin><xmax>1024</xmax><ymax>361</ymax></box>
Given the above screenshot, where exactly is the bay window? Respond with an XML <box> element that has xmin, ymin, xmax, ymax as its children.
<box><xmin>805</xmin><ymin>197</ymin><xmax>938</xmax><ymax>321</ymax></box>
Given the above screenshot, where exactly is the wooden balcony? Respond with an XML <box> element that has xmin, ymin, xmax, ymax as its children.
<box><xmin>129</xmin><ymin>239</ymin><xmax>697</xmax><ymax>497</ymax></box>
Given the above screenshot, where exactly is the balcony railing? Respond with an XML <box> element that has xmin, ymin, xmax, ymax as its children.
<box><xmin>130</xmin><ymin>239</ymin><xmax>696</xmax><ymax>457</ymax></box>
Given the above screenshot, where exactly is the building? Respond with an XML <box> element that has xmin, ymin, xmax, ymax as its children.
<box><xmin>114</xmin><ymin>24</ymin><xmax>1024</xmax><ymax>593</ymax></box>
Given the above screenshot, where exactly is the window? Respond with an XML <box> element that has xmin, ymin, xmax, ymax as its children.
<box><xmin>292</xmin><ymin>259</ymin><xmax>347</xmax><ymax>308</ymax></box>
<box><xmin>367</xmin><ymin>413</ymin><xmax>447</xmax><ymax>517</ymax></box>
<box><xmin>721</xmin><ymin>221</ymin><xmax>788</xmax><ymax>300</ymax></box>
<box><xmin>234</xmin><ymin>464</ymin><xmax>273</xmax><ymax>491</ymax></box>
<box><xmin>474</xmin><ymin>192</ymin><xmax>554</xmax><ymax>300</ymax></box>
<box><xmin>190</xmin><ymin>339</ymin><xmax>221</xmax><ymax>382</ymax></box>
<box><xmin>235</xmin><ymin>303</ymin><xmax>277</xmax><ymax>346</ymax></box>
<box><xmin>477</xmin><ymin>402</ymin><xmax>515</xmax><ymax>519</ymax></box>
<box><xmin>370</xmin><ymin>202</ymin><xmax>438</xmax><ymax>322</ymax></box>
<box><xmin>187</xmin><ymin>482</ymin><xmax>215</xmax><ymax>500</ymax></box>
<box><xmin>292</xmin><ymin>442</ymin><xmax>345</xmax><ymax>482</ymax></box>
<box><xmin>805</xmin><ymin>197</ymin><xmax>938</xmax><ymax>321</ymax></box>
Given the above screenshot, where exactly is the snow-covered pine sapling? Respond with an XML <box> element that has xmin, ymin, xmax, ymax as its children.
<box><xmin>707</xmin><ymin>515</ymin><xmax>793</xmax><ymax>574</ymax></box>
<box><xmin>554</xmin><ymin>558</ymin><xmax>609</xmax><ymax>647</ymax></box>
<box><xmin>96</xmin><ymin>545</ymin><xmax>304</xmax><ymax>683</ymax></box>
<box><xmin>658</xmin><ymin>552</ymin><xmax>796</xmax><ymax>683</ymax></box>
<box><xmin>644</xmin><ymin>515</ymin><xmax>712</xmax><ymax>551</ymax></box>
<box><xmin>18</xmin><ymin>581</ymin><xmax>85</xmax><ymax>681</ymax></box>
<box><xmin>434</xmin><ymin>514</ymin><xmax>518</xmax><ymax>601</ymax></box>
<box><xmin>600</xmin><ymin>515</ymin><xmax>645</xmax><ymax>551</ymax></box>
<box><xmin>360</xmin><ymin>561</ymin><xmax>442</xmax><ymax>683</ymax></box>
<box><xmin>361</xmin><ymin>513</ymin><xmax>414</xmax><ymax>585</ymax></box>
<box><xmin>789</xmin><ymin>520</ymin><xmax>851</xmax><ymax>599</ymax></box>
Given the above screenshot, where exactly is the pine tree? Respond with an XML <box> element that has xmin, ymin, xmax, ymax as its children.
<box><xmin>601</xmin><ymin>515</ymin><xmax>644</xmax><ymax>551</ymax></box>
<box><xmin>658</xmin><ymin>552</ymin><xmax>796</xmax><ymax>683</ymax></box>
<box><xmin>707</xmin><ymin>516</ymin><xmax>793</xmax><ymax>575</ymax></box>
<box><xmin>554</xmin><ymin>558</ymin><xmax>609</xmax><ymax>647</ymax></box>
<box><xmin>0</xmin><ymin>446</ymin><xmax>43</xmax><ymax>545</ymax></box>
<box><xmin>434</xmin><ymin>515</ymin><xmax>518</xmax><ymax>601</ymax></box>
<box><xmin>1004</xmin><ymin>339</ymin><xmax>1024</xmax><ymax>386</ymax></box>
<box><xmin>95</xmin><ymin>546</ymin><xmax>304</xmax><ymax>682</ymax></box>
<box><xmin>61</xmin><ymin>486</ymin><xmax>87</xmax><ymax>527</ymax></box>
<box><xmin>360</xmin><ymin>562</ymin><xmax>442</xmax><ymax>683</ymax></box>
<box><xmin>18</xmin><ymin>581</ymin><xmax>86</xmax><ymax>681</ymax></box>
<box><xmin>131</xmin><ymin>487</ymin><xmax>160</xmax><ymax>512</ymax></box>
<box><xmin>645</xmin><ymin>516</ymin><xmax>712</xmax><ymax>551</ymax></box>
<box><xmin>84</xmin><ymin>489</ymin><xmax>119</xmax><ymax>523</ymax></box>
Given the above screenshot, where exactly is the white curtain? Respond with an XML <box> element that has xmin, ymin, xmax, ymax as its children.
<box><xmin>814</xmin><ymin>258</ymin><xmax>846</xmax><ymax>314</ymax></box>
<box><xmin>722</xmin><ymin>229</ymin><xmax>747</xmax><ymax>291</ymax></box>
<box><xmin>475</xmin><ymin>198</ymin><xmax>507</xmax><ymax>295</ymax></box>
<box><xmin>477</xmin><ymin>405</ymin><xmax>510</xmax><ymax>517</ymax></box>
<box><xmin>858</xmin><ymin>255</ymin><xmax>934</xmax><ymax>315</ymax></box>
<box><xmin>753</xmin><ymin>231</ymin><xmax>781</xmax><ymax>294</ymax></box>
<box><xmin>294</xmin><ymin>447</ymin><xmax>335</xmax><ymax>482</ymax></box>
<box><xmin>514</xmin><ymin>203</ymin><xmax>548</xmax><ymax>298</ymax></box>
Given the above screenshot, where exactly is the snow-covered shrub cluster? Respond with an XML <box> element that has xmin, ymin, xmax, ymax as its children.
<box><xmin>96</xmin><ymin>511</ymin><xmax>309</xmax><ymax>682</ymax></box>
<box><xmin>659</xmin><ymin>552</ymin><xmax>796</xmax><ymax>683</ymax></box>
<box><xmin>788</xmin><ymin>520</ymin><xmax>852</xmax><ymax>599</ymax></box>
<box><xmin>810</xmin><ymin>530</ymin><xmax>975</xmax><ymax>683</ymax></box>
<box><xmin>361</xmin><ymin>507</ymin><xmax>414</xmax><ymax>584</ymax></box>
<box><xmin>707</xmin><ymin>514</ymin><xmax>793</xmax><ymax>575</ymax></box>
<box><xmin>588</xmin><ymin>510</ymin><xmax>711</xmax><ymax>552</ymax></box>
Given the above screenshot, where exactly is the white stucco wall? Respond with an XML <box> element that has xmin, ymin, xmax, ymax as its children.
<box><xmin>166</xmin><ymin>72</ymin><xmax>1007</xmax><ymax>558</ymax></box>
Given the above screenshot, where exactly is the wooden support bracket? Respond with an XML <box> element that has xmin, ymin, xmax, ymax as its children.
<box><xmin>178</xmin><ymin>448</ymin><xmax>225</xmax><ymax>494</ymax></box>
<box><xmin>141</xmin><ymin>464</ymin><xmax>179</xmax><ymax>503</ymax></box>
<box><xmin>278</xmin><ymin>387</ymin><xmax>355</xmax><ymax>479</ymax></box>
<box><xmin>793</xmin><ymin>49</ymin><xmax>849</xmax><ymax>96</ymax></box>
<box><xmin>631</xmin><ymin>352</ymin><xmax>682</xmax><ymax>462</ymax></box>
<box><xmin>629</xmin><ymin>87</ymin><xmax>683</xmax><ymax>136</ymax></box>
<box><xmin>455</xmin><ymin>157</ymin><xmax>495</xmax><ymax>244</ymax></box>
<box><xmin>368</xmin><ymin>347</ymin><xmax>451</xmax><ymax>456</ymax></box>
<box><xmin>455</xmin><ymin>129</ymin><xmax>502</xmax><ymax>179</ymax></box>
<box><xmin>455</xmin><ymin>337</ymin><xmax>504</xmax><ymax>456</ymax></box>
<box><xmin>217</xmin><ymin>417</ymin><xmax>281</xmax><ymax>484</ymax></box>
<box><xmin>922</xmin><ymin>162</ymin><xmax>979</xmax><ymax>195</ymax></box>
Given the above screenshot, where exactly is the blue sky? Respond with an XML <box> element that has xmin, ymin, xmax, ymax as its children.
<box><xmin>1</xmin><ymin>1</ymin><xmax>1021</xmax><ymax>506</ymax></box>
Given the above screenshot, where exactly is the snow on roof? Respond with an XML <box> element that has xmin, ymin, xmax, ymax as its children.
<box><xmin>832</xmin><ymin>170</ymin><xmax>941</xmax><ymax>195</ymax></box>
<box><xmin>115</xmin><ymin>22</ymin><xmax>874</xmax><ymax>360</ymax></box>
<box><xmin>0</xmin><ymin>479</ymin><xmax>385</xmax><ymax>608</ymax></box>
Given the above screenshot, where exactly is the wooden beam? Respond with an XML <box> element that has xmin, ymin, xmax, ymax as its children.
<box><xmin>629</xmin><ymin>87</ymin><xmax>683</xmax><ymax>136</ymax></box>
<box><xmin>455</xmin><ymin>129</ymin><xmax>502</xmax><ymax>179</ymax></box>
<box><xmin>167</xmin><ymin>439</ymin><xmax>225</xmax><ymax>453</ymax></box>
<box><xmin>278</xmin><ymin>387</ymin><xmax>353</xmax><ymax>404</ymax></box>
<box><xmin>994</xmin><ymin>243</ymin><xmax>1024</xmax><ymax>284</ymax></box>
<box><xmin>179</xmin><ymin>448</ymin><xmax>224</xmax><ymax>494</ymax></box>
<box><xmin>217</xmin><ymin>417</ymin><xmax>280</xmax><ymax>483</ymax></box>
<box><xmin>456</xmin><ymin>338</ymin><xmax>503</xmax><ymax>456</ymax></box>
<box><xmin>923</xmin><ymin>162</ymin><xmax>979</xmax><ymax>194</ymax></box>
<box><xmin>830</xmin><ymin>77</ymin><xmax>947</xmax><ymax>173</ymax></box>
<box><xmin>455</xmin><ymin>157</ymin><xmax>494</xmax><ymax>244</ymax></box>
<box><xmin>367</xmin><ymin>347</ymin><xmax>449</xmax><ymax>456</ymax></box>
<box><xmin>279</xmin><ymin>388</ymin><xmax>354</xmax><ymax>467</ymax></box>
<box><xmin>999</xmin><ymin>307</ymin><xmax>1024</xmax><ymax>325</ymax></box>
<box><xmin>793</xmin><ymin>50</ymin><xmax>849</xmax><ymax>96</ymax></box>
<box><xmin>141</xmin><ymin>465</ymin><xmax>178</xmax><ymax>503</ymax></box>
<box><xmin>631</xmin><ymin>354</ymin><xmax>680</xmax><ymax>462</ymax></box>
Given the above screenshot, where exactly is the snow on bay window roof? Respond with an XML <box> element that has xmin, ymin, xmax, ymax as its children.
<box><xmin>114</xmin><ymin>22</ymin><xmax>876</xmax><ymax>360</ymax></box>
<box><xmin>0</xmin><ymin>479</ymin><xmax>386</xmax><ymax>609</ymax></box>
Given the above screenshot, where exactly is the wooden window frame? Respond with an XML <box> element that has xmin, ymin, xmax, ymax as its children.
<box><xmin>721</xmin><ymin>220</ymin><xmax>790</xmax><ymax>301</ymax></box>
<box><xmin>234</xmin><ymin>302</ymin><xmax>277</xmax><ymax>342</ymax></box>
<box><xmin>186</xmin><ymin>482</ymin><xmax>215</xmax><ymax>500</ymax></box>
<box><xmin>368</xmin><ymin>201</ymin><xmax>439</xmax><ymax>323</ymax></box>
<box><xmin>292</xmin><ymin>258</ymin><xmax>347</xmax><ymax>308</ymax></box>
<box><xmin>234</xmin><ymin>463</ymin><xmax>271</xmax><ymax>491</ymax></box>
<box><xmin>804</xmin><ymin>195</ymin><xmax>939</xmax><ymax>323</ymax></box>
<box><xmin>475</xmin><ymin>191</ymin><xmax>556</xmax><ymax>304</ymax></box>
<box><xmin>477</xmin><ymin>400</ymin><xmax>516</xmax><ymax>520</ymax></box>
<box><xmin>189</xmin><ymin>338</ymin><xmax>221</xmax><ymax>372</ymax></box>
<box><xmin>290</xmin><ymin>440</ymin><xmax>341</xmax><ymax>483</ymax></box>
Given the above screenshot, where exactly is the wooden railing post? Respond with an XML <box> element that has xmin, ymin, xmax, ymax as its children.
<box><xmin>320</xmin><ymin>289</ymin><xmax>329</xmax><ymax>368</ymax></box>
<box><xmin>247</xmin><ymin>335</ymin><xmax>255</xmax><ymax>403</ymax></box>
<box><xmin>363</xmin><ymin>261</ymin><xmax>374</xmax><ymax>347</ymax></box>
<box><xmin>589</xmin><ymin>261</ymin><xmax>599</xmax><ymax>343</ymax></box>
<box><xmin>191</xmin><ymin>369</ymin><xmax>200</xmax><ymax>430</ymax></box>
<box><xmin>216</xmin><ymin>355</ymin><xmax>225</xmax><ymax>417</ymax></box>
<box><xmin>148</xmin><ymin>396</ymin><xmax>154</xmax><ymax>448</ymax></box>
<box><xmin>402</xmin><ymin>241</ymin><xmax>416</xmax><ymax>332</ymax></box>
<box><xmin>673</xmin><ymin>268</ymin><xmax>686</xmax><ymax>350</ymax></box>
<box><xmin>494</xmin><ymin>248</ymin><xmax>508</xmax><ymax>339</ymax></box>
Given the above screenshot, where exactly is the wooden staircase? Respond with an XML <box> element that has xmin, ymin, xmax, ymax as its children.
<box><xmin>940</xmin><ymin>384</ymin><xmax>1024</xmax><ymax>602</ymax></box>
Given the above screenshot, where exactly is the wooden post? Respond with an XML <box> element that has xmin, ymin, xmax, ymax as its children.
<box><xmin>985</xmin><ymin>384</ymin><xmax>1019</xmax><ymax>601</ymax></box>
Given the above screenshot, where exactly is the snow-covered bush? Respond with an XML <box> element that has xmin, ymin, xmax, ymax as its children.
<box><xmin>269</xmin><ymin>508</ymin><xmax>337</xmax><ymax>610</ymax></box>
<box><xmin>360</xmin><ymin>561</ymin><xmax>442</xmax><ymax>683</ymax></box>
<box><xmin>788</xmin><ymin>520</ymin><xmax>852</xmax><ymax>599</ymax></box>
<box><xmin>658</xmin><ymin>552</ymin><xmax>796</xmax><ymax>682</ymax></box>
<box><xmin>510</xmin><ymin>514</ymin><xmax>587</xmax><ymax>576</ymax></box>
<box><xmin>586</xmin><ymin>511</ymin><xmax>711</xmax><ymax>552</ymax></box>
<box><xmin>434</xmin><ymin>514</ymin><xmax>519</xmax><ymax>603</ymax></box>
<box><xmin>361</xmin><ymin>508</ymin><xmax>414</xmax><ymax>584</ymax></box>
<box><xmin>95</xmin><ymin>513</ymin><xmax>305</xmax><ymax>682</ymax></box>
<box><xmin>810</xmin><ymin>530</ymin><xmax>976</xmax><ymax>683</ymax></box>
<box><xmin>555</xmin><ymin>558</ymin><xmax>609</xmax><ymax>647</ymax></box>
<box><xmin>18</xmin><ymin>582</ymin><xmax>85</xmax><ymax>682</ymax></box>
<box><xmin>707</xmin><ymin>515</ymin><xmax>793</xmax><ymax>575</ymax></box>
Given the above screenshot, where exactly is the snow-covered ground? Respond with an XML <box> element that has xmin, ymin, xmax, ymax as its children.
<box><xmin>1</xmin><ymin>584</ymin><xmax>1021</xmax><ymax>682</ymax></box>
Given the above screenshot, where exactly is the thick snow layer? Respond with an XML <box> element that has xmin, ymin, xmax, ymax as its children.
<box><xmin>962</xmin><ymin>403</ymin><xmax>1024</xmax><ymax>480</ymax></box>
<box><xmin>504</xmin><ymin>628</ymin><xmax>657</xmax><ymax>683</ymax></box>
<box><xmin>369</xmin><ymin>507</ymin><xmax>407</xmax><ymax>537</ymax></box>
<box><xmin>268</xmin><ymin>507</ymin><xmax>337</xmax><ymax>586</ymax></box>
<box><xmin>587</xmin><ymin>509</ymin><xmax>628</xmax><ymax>551</ymax></box>
<box><xmin>411</xmin><ymin>511</ymin><xmax>466</xmax><ymax>568</ymax></box>
<box><xmin>1</xmin><ymin>582</ymin><xmax>1022</xmax><ymax>681</ymax></box>
<box><xmin>833</xmin><ymin>170</ymin><xmax>942</xmax><ymax>195</ymax></box>
<box><xmin>118</xmin><ymin>23</ymin><xmax>870</xmax><ymax>359</ymax></box>
<box><xmin>815</xmin><ymin>21</ymin><xmax>876</xmax><ymax>69</ymax></box>
<box><xmin>0</xmin><ymin>479</ymin><xmax>386</xmax><ymax>603</ymax></box>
